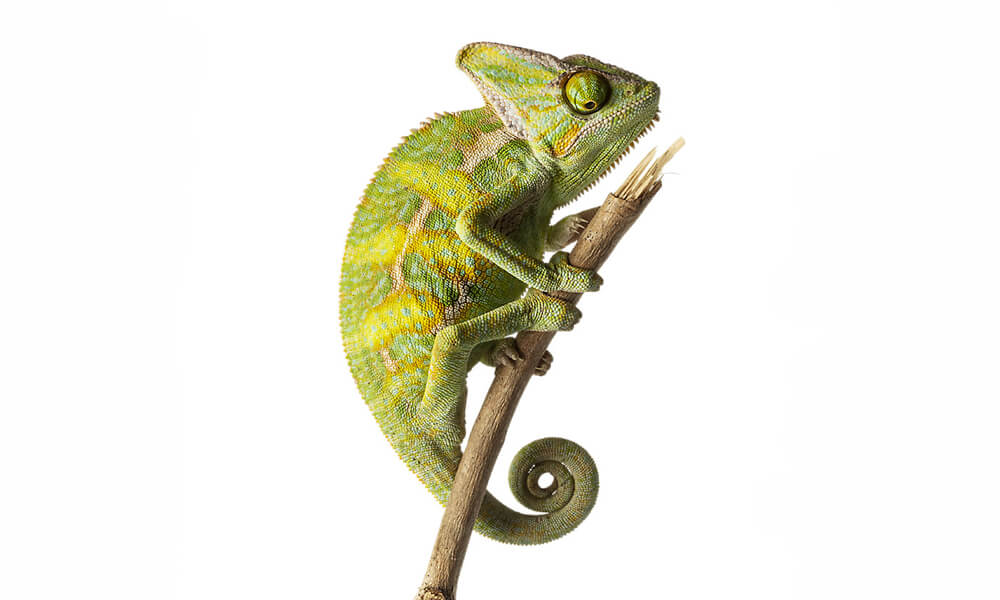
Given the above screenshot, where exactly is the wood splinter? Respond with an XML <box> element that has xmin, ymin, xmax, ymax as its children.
<box><xmin>416</xmin><ymin>137</ymin><xmax>686</xmax><ymax>600</ymax></box>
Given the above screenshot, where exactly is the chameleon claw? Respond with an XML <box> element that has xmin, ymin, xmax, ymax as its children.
<box><xmin>493</xmin><ymin>338</ymin><xmax>523</xmax><ymax>368</ymax></box>
<box><xmin>534</xmin><ymin>350</ymin><xmax>553</xmax><ymax>376</ymax></box>
<box><xmin>502</xmin><ymin>344</ymin><xmax>523</xmax><ymax>363</ymax></box>
<box><xmin>568</xmin><ymin>215</ymin><xmax>590</xmax><ymax>236</ymax></box>
<box><xmin>491</xmin><ymin>338</ymin><xmax>553</xmax><ymax>375</ymax></box>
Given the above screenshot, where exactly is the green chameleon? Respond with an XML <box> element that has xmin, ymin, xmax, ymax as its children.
<box><xmin>340</xmin><ymin>42</ymin><xmax>659</xmax><ymax>545</ymax></box>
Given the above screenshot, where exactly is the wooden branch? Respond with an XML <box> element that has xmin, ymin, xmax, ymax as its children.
<box><xmin>416</xmin><ymin>138</ymin><xmax>686</xmax><ymax>600</ymax></box>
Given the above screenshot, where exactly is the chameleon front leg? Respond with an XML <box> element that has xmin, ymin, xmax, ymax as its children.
<box><xmin>545</xmin><ymin>206</ymin><xmax>600</xmax><ymax>251</ymax></box>
<box><xmin>416</xmin><ymin>290</ymin><xmax>579</xmax><ymax>440</ymax></box>
<box><xmin>455</xmin><ymin>189</ymin><xmax>602</xmax><ymax>293</ymax></box>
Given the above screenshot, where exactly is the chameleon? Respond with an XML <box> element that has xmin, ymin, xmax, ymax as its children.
<box><xmin>340</xmin><ymin>42</ymin><xmax>659</xmax><ymax>545</ymax></box>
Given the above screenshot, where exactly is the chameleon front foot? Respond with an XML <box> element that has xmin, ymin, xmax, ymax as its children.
<box><xmin>545</xmin><ymin>207</ymin><xmax>597</xmax><ymax>251</ymax></box>
<box><xmin>547</xmin><ymin>251</ymin><xmax>602</xmax><ymax>293</ymax></box>
<box><xmin>489</xmin><ymin>338</ymin><xmax>553</xmax><ymax>375</ymax></box>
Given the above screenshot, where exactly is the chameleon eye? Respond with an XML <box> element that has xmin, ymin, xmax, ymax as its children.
<box><xmin>563</xmin><ymin>71</ymin><xmax>611</xmax><ymax>115</ymax></box>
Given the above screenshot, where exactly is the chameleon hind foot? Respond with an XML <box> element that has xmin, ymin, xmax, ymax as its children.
<box><xmin>534</xmin><ymin>348</ymin><xmax>553</xmax><ymax>375</ymax></box>
<box><xmin>488</xmin><ymin>337</ymin><xmax>553</xmax><ymax>375</ymax></box>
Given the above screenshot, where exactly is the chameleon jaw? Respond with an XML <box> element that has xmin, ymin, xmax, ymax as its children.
<box><xmin>568</xmin><ymin>111</ymin><xmax>660</xmax><ymax>202</ymax></box>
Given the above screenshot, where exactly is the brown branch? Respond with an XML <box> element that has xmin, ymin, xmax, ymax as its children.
<box><xmin>416</xmin><ymin>138</ymin><xmax>686</xmax><ymax>600</ymax></box>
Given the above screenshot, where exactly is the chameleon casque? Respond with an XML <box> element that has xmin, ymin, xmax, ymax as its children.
<box><xmin>340</xmin><ymin>42</ymin><xmax>659</xmax><ymax>544</ymax></box>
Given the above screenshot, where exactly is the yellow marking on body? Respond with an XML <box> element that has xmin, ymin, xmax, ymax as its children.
<box><xmin>389</xmin><ymin>197</ymin><xmax>434</xmax><ymax>292</ymax></box>
<box><xmin>343</xmin><ymin>207</ymin><xmax>405</xmax><ymax>267</ymax></box>
<box><xmin>532</xmin><ymin>103</ymin><xmax>559</xmax><ymax>113</ymax></box>
<box><xmin>392</xmin><ymin>163</ymin><xmax>464</xmax><ymax>218</ymax></box>
<box><xmin>363</xmin><ymin>292</ymin><xmax>440</xmax><ymax>357</ymax></box>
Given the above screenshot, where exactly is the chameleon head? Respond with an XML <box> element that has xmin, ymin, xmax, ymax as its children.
<box><xmin>457</xmin><ymin>42</ymin><xmax>660</xmax><ymax>203</ymax></box>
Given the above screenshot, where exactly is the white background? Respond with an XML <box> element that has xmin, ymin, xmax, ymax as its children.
<box><xmin>1</xmin><ymin>1</ymin><xmax>998</xmax><ymax>599</ymax></box>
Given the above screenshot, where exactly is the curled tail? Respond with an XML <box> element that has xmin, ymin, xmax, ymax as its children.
<box><xmin>473</xmin><ymin>437</ymin><xmax>600</xmax><ymax>545</ymax></box>
<box><xmin>416</xmin><ymin>436</ymin><xmax>598</xmax><ymax>544</ymax></box>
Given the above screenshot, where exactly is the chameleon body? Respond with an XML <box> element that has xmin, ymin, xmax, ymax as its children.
<box><xmin>340</xmin><ymin>42</ymin><xmax>659</xmax><ymax>544</ymax></box>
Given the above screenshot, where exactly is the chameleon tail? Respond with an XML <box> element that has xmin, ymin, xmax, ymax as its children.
<box><xmin>474</xmin><ymin>437</ymin><xmax>599</xmax><ymax>545</ymax></box>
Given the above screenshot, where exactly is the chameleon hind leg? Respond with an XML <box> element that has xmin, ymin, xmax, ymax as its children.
<box><xmin>416</xmin><ymin>290</ymin><xmax>580</xmax><ymax>441</ymax></box>
<box><xmin>475</xmin><ymin>337</ymin><xmax>553</xmax><ymax>376</ymax></box>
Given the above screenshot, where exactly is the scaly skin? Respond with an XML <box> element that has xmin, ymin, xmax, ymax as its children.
<box><xmin>340</xmin><ymin>42</ymin><xmax>659</xmax><ymax>544</ymax></box>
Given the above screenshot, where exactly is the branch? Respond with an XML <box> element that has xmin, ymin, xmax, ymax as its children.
<box><xmin>416</xmin><ymin>138</ymin><xmax>686</xmax><ymax>600</ymax></box>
